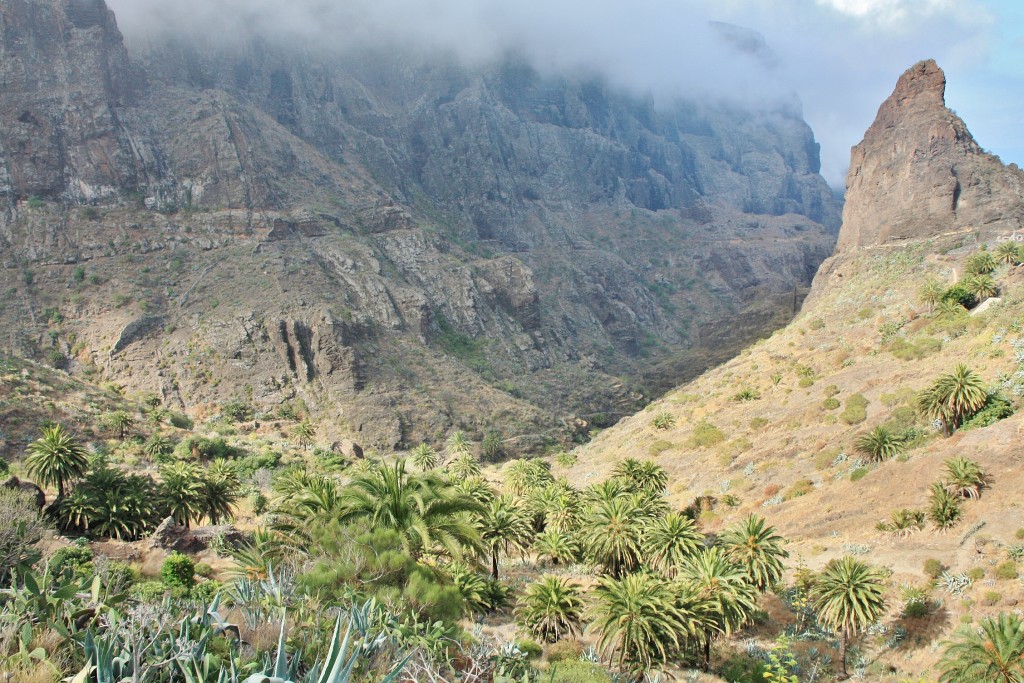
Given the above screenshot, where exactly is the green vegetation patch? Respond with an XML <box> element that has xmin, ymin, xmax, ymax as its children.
<box><xmin>687</xmin><ymin>420</ymin><xmax>726</xmax><ymax>448</ymax></box>
<box><xmin>840</xmin><ymin>393</ymin><xmax>869</xmax><ymax>425</ymax></box>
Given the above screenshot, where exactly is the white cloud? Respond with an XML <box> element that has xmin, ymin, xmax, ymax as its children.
<box><xmin>106</xmin><ymin>0</ymin><xmax>1011</xmax><ymax>187</ymax></box>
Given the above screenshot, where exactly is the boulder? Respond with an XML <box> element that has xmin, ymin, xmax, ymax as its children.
<box><xmin>2</xmin><ymin>476</ymin><xmax>46</xmax><ymax>509</ymax></box>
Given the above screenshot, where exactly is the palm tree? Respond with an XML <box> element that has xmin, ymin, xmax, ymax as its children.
<box><xmin>533</xmin><ymin>528</ymin><xmax>580</xmax><ymax>567</ymax></box>
<box><xmin>590</xmin><ymin>571</ymin><xmax>698</xmax><ymax>676</ymax></box>
<box><xmin>965</xmin><ymin>250</ymin><xmax>997</xmax><ymax>276</ymax></box>
<box><xmin>143</xmin><ymin>433</ymin><xmax>175</xmax><ymax>461</ymax></box>
<box><xmin>504</xmin><ymin>459</ymin><xmax>553</xmax><ymax>496</ymax></box>
<box><xmin>937</xmin><ymin>299</ymin><xmax>968</xmax><ymax>319</ymax></box>
<box><xmin>481</xmin><ymin>432</ymin><xmax>503</xmax><ymax>461</ymax></box>
<box><xmin>995</xmin><ymin>241</ymin><xmax>1024</xmax><ymax>266</ymax></box>
<box><xmin>202</xmin><ymin>459</ymin><xmax>240</xmax><ymax>524</ymax></box>
<box><xmin>337</xmin><ymin>459</ymin><xmax>484</xmax><ymax>561</ymax></box>
<box><xmin>24</xmin><ymin>424</ymin><xmax>89</xmax><ymax>497</ymax></box>
<box><xmin>719</xmin><ymin>514</ymin><xmax>789</xmax><ymax>592</ymax></box>
<box><xmin>294</xmin><ymin>420</ymin><xmax>316</xmax><ymax>450</ymax></box>
<box><xmin>918</xmin><ymin>278</ymin><xmax>945</xmax><ymax>313</ymax></box>
<box><xmin>928</xmin><ymin>482</ymin><xmax>962</xmax><ymax>531</ymax></box>
<box><xmin>446</xmin><ymin>430</ymin><xmax>473</xmax><ymax>459</ymax></box>
<box><xmin>159</xmin><ymin>461</ymin><xmax>203</xmax><ymax>527</ymax></box>
<box><xmin>581</xmin><ymin>497</ymin><xmax>644</xmax><ymax>578</ymax></box>
<box><xmin>854</xmin><ymin>425</ymin><xmax>906</xmax><ymax>462</ymax></box>
<box><xmin>448</xmin><ymin>452</ymin><xmax>481</xmax><ymax>481</ymax></box>
<box><xmin>939</xmin><ymin>612</ymin><xmax>1024</xmax><ymax>683</ymax></box>
<box><xmin>942</xmin><ymin>456</ymin><xmax>988</xmax><ymax>499</ymax></box>
<box><xmin>104</xmin><ymin>410</ymin><xmax>134</xmax><ymax>440</ymax></box>
<box><xmin>477</xmin><ymin>495</ymin><xmax>533</xmax><ymax>579</ymax></box>
<box><xmin>582</xmin><ymin>478</ymin><xmax>631</xmax><ymax>508</ymax></box>
<box><xmin>515</xmin><ymin>576</ymin><xmax>584</xmax><ymax>643</ymax></box>
<box><xmin>529</xmin><ymin>484</ymin><xmax>579</xmax><ymax>534</ymax></box>
<box><xmin>643</xmin><ymin>511</ymin><xmax>703</xmax><ymax>577</ymax></box>
<box><xmin>813</xmin><ymin>556</ymin><xmax>887</xmax><ymax>679</ymax></box>
<box><xmin>454</xmin><ymin>476</ymin><xmax>495</xmax><ymax>505</ymax></box>
<box><xmin>918</xmin><ymin>365</ymin><xmax>988</xmax><ymax>436</ymax></box>
<box><xmin>681</xmin><ymin>546</ymin><xmax>759</xmax><ymax>670</ymax></box>
<box><xmin>613</xmin><ymin>459</ymin><xmax>668</xmax><ymax>494</ymax></box>
<box><xmin>409</xmin><ymin>443</ymin><xmax>439</xmax><ymax>470</ymax></box>
<box><xmin>965</xmin><ymin>274</ymin><xmax>998</xmax><ymax>301</ymax></box>
<box><xmin>59</xmin><ymin>467</ymin><xmax>160</xmax><ymax>540</ymax></box>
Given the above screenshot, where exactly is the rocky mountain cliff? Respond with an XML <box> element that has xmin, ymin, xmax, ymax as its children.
<box><xmin>0</xmin><ymin>0</ymin><xmax>841</xmax><ymax>449</ymax></box>
<box><xmin>838</xmin><ymin>59</ymin><xmax>1024</xmax><ymax>252</ymax></box>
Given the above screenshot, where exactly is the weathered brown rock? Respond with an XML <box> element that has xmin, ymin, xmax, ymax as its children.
<box><xmin>839</xmin><ymin>59</ymin><xmax>1024</xmax><ymax>251</ymax></box>
<box><xmin>149</xmin><ymin>517</ymin><xmax>245</xmax><ymax>553</ymax></box>
<box><xmin>2</xmin><ymin>476</ymin><xmax>46</xmax><ymax>509</ymax></box>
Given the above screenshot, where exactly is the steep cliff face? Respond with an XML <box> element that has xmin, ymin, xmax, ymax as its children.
<box><xmin>0</xmin><ymin>0</ymin><xmax>842</xmax><ymax>448</ymax></box>
<box><xmin>0</xmin><ymin>0</ymin><xmax>143</xmax><ymax>201</ymax></box>
<box><xmin>838</xmin><ymin>60</ymin><xmax>1024</xmax><ymax>252</ymax></box>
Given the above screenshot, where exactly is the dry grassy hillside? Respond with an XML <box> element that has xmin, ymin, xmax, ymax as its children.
<box><xmin>567</xmin><ymin>232</ymin><xmax>1024</xmax><ymax>676</ymax></box>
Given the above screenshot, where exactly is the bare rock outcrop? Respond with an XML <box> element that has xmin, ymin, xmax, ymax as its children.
<box><xmin>839</xmin><ymin>59</ymin><xmax>1024</xmax><ymax>251</ymax></box>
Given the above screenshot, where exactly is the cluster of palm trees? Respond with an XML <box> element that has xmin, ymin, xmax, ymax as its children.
<box><xmin>918</xmin><ymin>243</ymin><xmax>1022</xmax><ymax>318</ymax></box>
<box><xmin>23</xmin><ymin>423</ymin><xmax>241</xmax><ymax>540</ymax></box>
<box><xmin>248</xmin><ymin>448</ymin><xmax>895</xmax><ymax>679</ymax></box>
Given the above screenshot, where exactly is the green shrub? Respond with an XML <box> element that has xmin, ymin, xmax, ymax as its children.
<box><xmin>785</xmin><ymin>479</ymin><xmax>814</xmax><ymax>499</ymax></box>
<box><xmin>546</xmin><ymin>639</ymin><xmax>584</xmax><ymax>663</ymax></box>
<box><xmin>161</xmin><ymin>552</ymin><xmax>196</xmax><ymax>589</ymax></box>
<box><xmin>967</xmin><ymin>567</ymin><xmax>985</xmax><ymax>581</ymax></box>
<box><xmin>849</xmin><ymin>467</ymin><xmax>870</xmax><ymax>482</ymax></box>
<box><xmin>814</xmin><ymin>448</ymin><xmax>839</xmax><ymax>470</ymax></box>
<box><xmin>960</xmin><ymin>394</ymin><xmax>1014</xmax><ymax>431</ymax></box>
<box><xmin>0</xmin><ymin>459</ymin><xmax>8</xmax><ymax>476</ymax></box>
<box><xmin>174</xmin><ymin>436</ymin><xmax>244</xmax><ymax>461</ymax></box>
<box><xmin>236</xmin><ymin>450</ymin><xmax>281</xmax><ymax>475</ymax></box>
<box><xmin>516</xmin><ymin>639</ymin><xmax>543</xmax><ymax>660</ymax></box>
<box><xmin>798</xmin><ymin>377</ymin><xmax>815</xmax><ymax>388</ymax></box>
<box><xmin>983</xmin><ymin>590</ymin><xmax>1002</xmax><ymax>606</ymax></box>
<box><xmin>903</xmin><ymin>600</ymin><xmax>930</xmax><ymax>618</ymax></box>
<box><xmin>1017</xmin><ymin>528</ymin><xmax>1024</xmax><ymax>540</ymax></box>
<box><xmin>221</xmin><ymin>399</ymin><xmax>253</xmax><ymax>422</ymax></box>
<box><xmin>648</xmin><ymin>440</ymin><xmax>673</xmax><ymax>457</ymax></box>
<box><xmin>168</xmin><ymin>412</ymin><xmax>194</xmax><ymax>429</ymax></box>
<box><xmin>688</xmin><ymin>421</ymin><xmax>726</xmax><ymax>448</ymax></box>
<box><xmin>822</xmin><ymin>384</ymin><xmax>840</xmax><ymax>398</ymax></box>
<box><xmin>923</xmin><ymin>558</ymin><xmax>944</xmax><ymax>579</ymax></box>
<box><xmin>749</xmin><ymin>417</ymin><xmax>769</xmax><ymax>430</ymax></box>
<box><xmin>131</xmin><ymin>580</ymin><xmax>168</xmax><ymax>602</ymax></box>
<box><xmin>546</xmin><ymin>662</ymin><xmax>613</xmax><ymax>683</ymax></box>
<box><xmin>942</xmin><ymin>283</ymin><xmax>977</xmax><ymax>309</ymax></box>
<box><xmin>50</xmin><ymin>543</ymin><xmax>94</xmax><ymax>578</ymax></box>
<box><xmin>822</xmin><ymin>397</ymin><xmax>840</xmax><ymax>410</ymax></box>
<box><xmin>840</xmin><ymin>394</ymin><xmax>869</xmax><ymax>425</ymax></box>
<box><xmin>732</xmin><ymin>388</ymin><xmax>761</xmax><ymax>402</ymax></box>
<box><xmin>809</xmin><ymin>318</ymin><xmax>825</xmax><ymax>330</ymax></box>
<box><xmin>888</xmin><ymin>337</ymin><xmax>942</xmax><ymax>361</ymax></box>
<box><xmin>194</xmin><ymin>562</ymin><xmax>214</xmax><ymax>578</ymax></box>
<box><xmin>995</xmin><ymin>561</ymin><xmax>1019</xmax><ymax>580</ymax></box>
<box><xmin>191</xmin><ymin>579</ymin><xmax>222</xmax><ymax>603</ymax></box>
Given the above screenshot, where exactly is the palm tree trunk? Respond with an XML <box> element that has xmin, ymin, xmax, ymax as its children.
<box><xmin>491</xmin><ymin>550</ymin><xmax>499</xmax><ymax>580</ymax></box>
<box><xmin>839</xmin><ymin>628</ymin><xmax>848</xmax><ymax>679</ymax></box>
<box><xmin>703</xmin><ymin>630</ymin><xmax>712</xmax><ymax>671</ymax></box>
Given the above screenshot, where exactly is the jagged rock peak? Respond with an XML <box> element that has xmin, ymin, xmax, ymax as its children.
<box><xmin>837</xmin><ymin>59</ymin><xmax>1024</xmax><ymax>251</ymax></box>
